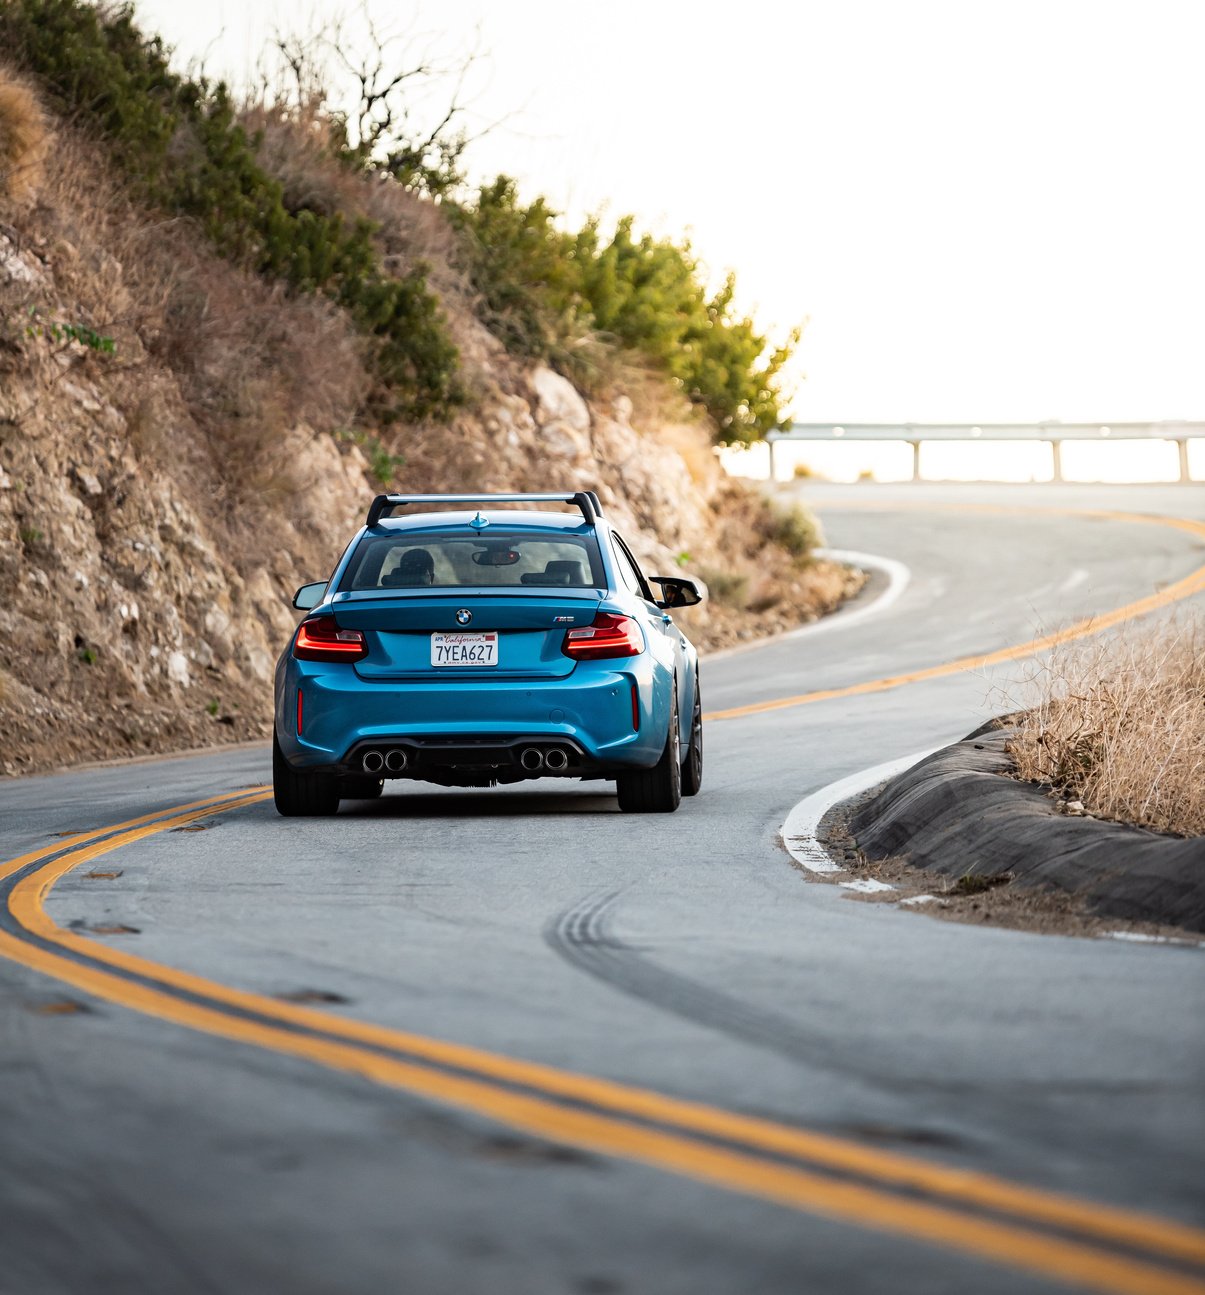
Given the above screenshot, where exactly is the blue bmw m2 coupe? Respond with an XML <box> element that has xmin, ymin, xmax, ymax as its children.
<box><xmin>273</xmin><ymin>491</ymin><xmax>704</xmax><ymax>815</ymax></box>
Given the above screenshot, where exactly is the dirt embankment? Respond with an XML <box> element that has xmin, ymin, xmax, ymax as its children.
<box><xmin>0</xmin><ymin>101</ymin><xmax>859</xmax><ymax>777</ymax></box>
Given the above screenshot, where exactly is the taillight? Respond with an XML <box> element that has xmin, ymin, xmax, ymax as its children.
<box><xmin>563</xmin><ymin>612</ymin><xmax>644</xmax><ymax>660</ymax></box>
<box><xmin>293</xmin><ymin>615</ymin><xmax>367</xmax><ymax>662</ymax></box>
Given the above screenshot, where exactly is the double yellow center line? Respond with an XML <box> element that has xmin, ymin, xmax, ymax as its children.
<box><xmin>2</xmin><ymin>794</ymin><xmax>1204</xmax><ymax>1295</ymax></box>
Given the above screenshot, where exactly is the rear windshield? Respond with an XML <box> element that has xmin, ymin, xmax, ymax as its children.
<box><xmin>339</xmin><ymin>532</ymin><xmax>605</xmax><ymax>591</ymax></box>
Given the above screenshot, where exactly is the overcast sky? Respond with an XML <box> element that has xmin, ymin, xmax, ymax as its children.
<box><xmin>135</xmin><ymin>0</ymin><xmax>1204</xmax><ymax>424</ymax></box>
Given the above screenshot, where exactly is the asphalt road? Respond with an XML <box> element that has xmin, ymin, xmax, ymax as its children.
<box><xmin>1</xmin><ymin>483</ymin><xmax>1203</xmax><ymax>1295</ymax></box>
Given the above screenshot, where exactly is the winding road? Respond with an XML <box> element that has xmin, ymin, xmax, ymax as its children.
<box><xmin>2</xmin><ymin>483</ymin><xmax>1203</xmax><ymax>1295</ymax></box>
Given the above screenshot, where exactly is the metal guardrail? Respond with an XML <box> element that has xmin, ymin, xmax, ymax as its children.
<box><xmin>765</xmin><ymin>422</ymin><xmax>1204</xmax><ymax>483</ymax></box>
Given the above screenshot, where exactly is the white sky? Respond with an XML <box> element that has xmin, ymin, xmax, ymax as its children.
<box><xmin>134</xmin><ymin>0</ymin><xmax>1204</xmax><ymax>426</ymax></box>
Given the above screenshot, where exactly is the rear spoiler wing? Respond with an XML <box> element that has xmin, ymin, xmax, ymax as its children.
<box><xmin>366</xmin><ymin>491</ymin><xmax>604</xmax><ymax>529</ymax></box>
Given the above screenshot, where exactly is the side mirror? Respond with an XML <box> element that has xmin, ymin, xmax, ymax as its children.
<box><xmin>292</xmin><ymin>581</ymin><xmax>327</xmax><ymax>611</ymax></box>
<box><xmin>649</xmin><ymin>575</ymin><xmax>703</xmax><ymax>609</ymax></box>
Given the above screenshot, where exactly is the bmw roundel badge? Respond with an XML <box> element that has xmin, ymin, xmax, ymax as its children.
<box><xmin>455</xmin><ymin>608</ymin><xmax>473</xmax><ymax>626</ymax></box>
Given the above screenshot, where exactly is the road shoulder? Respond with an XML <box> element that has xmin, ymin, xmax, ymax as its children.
<box><xmin>841</xmin><ymin>729</ymin><xmax>1205</xmax><ymax>937</ymax></box>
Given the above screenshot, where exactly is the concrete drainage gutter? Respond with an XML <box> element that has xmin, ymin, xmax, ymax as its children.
<box><xmin>850</xmin><ymin>727</ymin><xmax>1205</xmax><ymax>934</ymax></box>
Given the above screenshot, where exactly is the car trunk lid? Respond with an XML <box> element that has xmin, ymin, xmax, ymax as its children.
<box><xmin>331</xmin><ymin>593</ymin><xmax>601</xmax><ymax>680</ymax></box>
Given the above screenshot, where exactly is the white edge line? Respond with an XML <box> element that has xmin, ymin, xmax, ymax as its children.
<box><xmin>779</xmin><ymin>747</ymin><xmax>941</xmax><ymax>891</ymax></box>
<box><xmin>1101</xmin><ymin>931</ymin><xmax>1204</xmax><ymax>948</ymax></box>
<box><xmin>808</xmin><ymin>549</ymin><xmax>912</xmax><ymax>637</ymax></box>
<box><xmin>702</xmin><ymin>548</ymin><xmax>910</xmax><ymax>663</ymax></box>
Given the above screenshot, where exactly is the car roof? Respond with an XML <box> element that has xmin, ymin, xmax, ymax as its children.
<box><xmin>368</xmin><ymin>509</ymin><xmax>601</xmax><ymax>535</ymax></box>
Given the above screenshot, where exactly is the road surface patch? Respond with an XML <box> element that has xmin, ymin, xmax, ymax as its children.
<box><xmin>2</xmin><ymin>798</ymin><xmax>1205</xmax><ymax>1294</ymax></box>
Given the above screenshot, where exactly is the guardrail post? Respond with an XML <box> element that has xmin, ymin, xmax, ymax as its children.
<box><xmin>767</xmin><ymin>436</ymin><xmax>778</xmax><ymax>483</ymax></box>
<box><xmin>1049</xmin><ymin>440</ymin><xmax>1063</xmax><ymax>484</ymax></box>
<box><xmin>1176</xmin><ymin>438</ymin><xmax>1191</xmax><ymax>483</ymax></box>
<box><xmin>909</xmin><ymin>441</ymin><xmax>921</xmax><ymax>482</ymax></box>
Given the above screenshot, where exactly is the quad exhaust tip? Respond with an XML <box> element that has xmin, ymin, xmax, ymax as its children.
<box><xmin>362</xmin><ymin>750</ymin><xmax>385</xmax><ymax>774</ymax></box>
<box><xmin>384</xmin><ymin>749</ymin><xmax>408</xmax><ymax>773</ymax></box>
<box><xmin>520</xmin><ymin>746</ymin><xmax>568</xmax><ymax>773</ymax></box>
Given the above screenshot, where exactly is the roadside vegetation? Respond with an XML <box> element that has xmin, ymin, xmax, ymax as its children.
<box><xmin>0</xmin><ymin>0</ymin><xmax>797</xmax><ymax>442</ymax></box>
<box><xmin>1007</xmin><ymin>618</ymin><xmax>1204</xmax><ymax>837</ymax></box>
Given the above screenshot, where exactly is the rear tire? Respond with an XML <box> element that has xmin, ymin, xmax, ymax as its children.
<box><xmin>617</xmin><ymin>689</ymin><xmax>682</xmax><ymax>813</ymax></box>
<box><xmin>681</xmin><ymin>676</ymin><xmax>703</xmax><ymax>797</ymax></box>
<box><xmin>273</xmin><ymin>732</ymin><xmax>340</xmax><ymax>817</ymax></box>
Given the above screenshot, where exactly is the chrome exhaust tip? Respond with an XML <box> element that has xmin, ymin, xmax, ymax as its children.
<box><xmin>519</xmin><ymin>747</ymin><xmax>545</xmax><ymax>772</ymax></box>
<box><xmin>544</xmin><ymin>748</ymin><xmax>568</xmax><ymax>772</ymax></box>
<box><xmin>362</xmin><ymin>750</ymin><xmax>385</xmax><ymax>774</ymax></box>
<box><xmin>384</xmin><ymin>748</ymin><xmax>408</xmax><ymax>773</ymax></box>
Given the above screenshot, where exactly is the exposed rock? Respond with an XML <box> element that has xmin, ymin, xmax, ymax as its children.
<box><xmin>530</xmin><ymin>365</ymin><xmax>590</xmax><ymax>434</ymax></box>
<box><xmin>165</xmin><ymin>650</ymin><xmax>190</xmax><ymax>687</ymax></box>
<box><xmin>73</xmin><ymin>466</ymin><xmax>102</xmax><ymax>496</ymax></box>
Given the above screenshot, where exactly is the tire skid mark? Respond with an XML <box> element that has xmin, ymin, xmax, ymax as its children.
<box><xmin>541</xmin><ymin>891</ymin><xmax>1184</xmax><ymax>1104</ymax></box>
<box><xmin>546</xmin><ymin>889</ymin><xmax>872</xmax><ymax>1078</ymax></box>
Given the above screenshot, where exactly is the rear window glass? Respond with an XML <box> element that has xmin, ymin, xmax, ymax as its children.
<box><xmin>339</xmin><ymin>532</ymin><xmax>605</xmax><ymax>591</ymax></box>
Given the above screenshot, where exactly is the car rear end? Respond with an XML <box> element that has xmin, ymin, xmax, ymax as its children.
<box><xmin>275</xmin><ymin>510</ymin><xmax>670</xmax><ymax>787</ymax></box>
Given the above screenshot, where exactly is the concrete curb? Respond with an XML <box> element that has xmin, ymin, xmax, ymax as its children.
<box><xmin>850</xmin><ymin>728</ymin><xmax>1205</xmax><ymax>933</ymax></box>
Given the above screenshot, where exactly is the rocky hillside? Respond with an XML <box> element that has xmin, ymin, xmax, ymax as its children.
<box><xmin>0</xmin><ymin>63</ymin><xmax>860</xmax><ymax>777</ymax></box>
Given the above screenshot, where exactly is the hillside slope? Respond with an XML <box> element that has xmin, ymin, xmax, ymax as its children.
<box><xmin>0</xmin><ymin>66</ymin><xmax>859</xmax><ymax>776</ymax></box>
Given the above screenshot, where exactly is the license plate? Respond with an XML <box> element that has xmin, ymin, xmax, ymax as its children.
<box><xmin>430</xmin><ymin>631</ymin><xmax>499</xmax><ymax>667</ymax></box>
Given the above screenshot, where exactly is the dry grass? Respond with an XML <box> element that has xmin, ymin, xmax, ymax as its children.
<box><xmin>5</xmin><ymin>126</ymin><xmax>368</xmax><ymax>520</ymax></box>
<box><xmin>240</xmin><ymin>101</ymin><xmax>469</xmax><ymax>306</ymax></box>
<box><xmin>0</xmin><ymin>64</ymin><xmax>47</xmax><ymax>206</ymax></box>
<box><xmin>1006</xmin><ymin>617</ymin><xmax>1205</xmax><ymax>837</ymax></box>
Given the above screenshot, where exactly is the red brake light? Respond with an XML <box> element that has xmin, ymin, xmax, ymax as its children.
<box><xmin>563</xmin><ymin>612</ymin><xmax>644</xmax><ymax>660</ymax></box>
<box><xmin>294</xmin><ymin>615</ymin><xmax>367</xmax><ymax>662</ymax></box>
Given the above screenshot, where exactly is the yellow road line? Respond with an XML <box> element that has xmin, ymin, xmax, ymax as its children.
<box><xmin>5</xmin><ymin>805</ymin><xmax>1205</xmax><ymax>1285</ymax></box>
<box><xmin>0</xmin><ymin>789</ymin><xmax>266</xmax><ymax>885</ymax></box>
<box><xmin>706</xmin><ymin>508</ymin><xmax>1205</xmax><ymax>722</ymax></box>
<box><xmin>3</xmin><ymin>921</ymin><xmax>1203</xmax><ymax>1295</ymax></box>
<box><xmin>4</xmin><ymin>932</ymin><xmax>1201</xmax><ymax>1295</ymax></box>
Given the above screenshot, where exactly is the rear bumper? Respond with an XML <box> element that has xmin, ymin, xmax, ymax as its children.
<box><xmin>277</xmin><ymin>659</ymin><xmax>666</xmax><ymax>775</ymax></box>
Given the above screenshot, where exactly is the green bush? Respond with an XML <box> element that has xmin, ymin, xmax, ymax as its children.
<box><xmin>699</xmin><ymin>567</ymin><xmax>750</xmax><ymax>609</ymax></box>
<box><xmin>0</xmin><ymin>0</ymin><xmax>458</xmax><ymax>420</ymax></box>
<box><xmin>765</xmin><ymin>501</ymin><xmax>823</xmax><ymax>560</ymax></box>
<box><xmin>451</xmin><ymin>178</ymin><xmax>796</xmax><ymax>443</ymax></box>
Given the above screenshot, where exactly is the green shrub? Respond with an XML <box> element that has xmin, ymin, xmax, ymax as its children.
<box><xmin>336</xmin><ymin>428</ymin><xmax>405</xmax><ymax>485</ymax></box>
<box><xmin>699</xmin><ymin>567</ymin><xmax>750</xmax><ymax>609</ymax></box>
<box><xmin>0</xmin><ymin>0</ymin><xmax>458</xmax><ymax>420</ymax></box>
<box><xmin>450</xmin><ymin>178</ymin><xmax>796</xmax><ymax>443</ymax></box>
<box><xmin>765</xmin><ymin>501</ymin><xmax>823</xmax><ymax>560</ymax></box>
<box><xmin>25</xmin><ymin>309</ymin><xmax>115</xmax><ymax>354</ymax></box>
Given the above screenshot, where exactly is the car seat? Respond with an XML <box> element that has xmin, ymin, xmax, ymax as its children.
<box><xmin>520</xmin><ymin>559</ymin><xmax>584</xmax><ymax>586</ymax></box>
<box><xmin>382</xmin><ymin>548</ymin><xmax>435</xmax><ymax>587</ymax></box>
